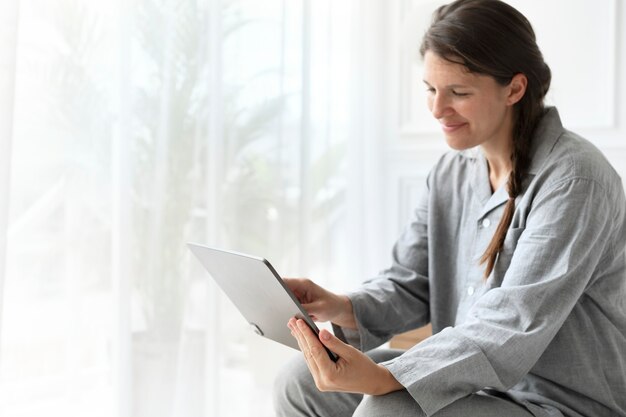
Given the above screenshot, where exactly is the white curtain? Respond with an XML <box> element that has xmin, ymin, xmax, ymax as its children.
<box><xmin>0</xmin><ymin>0</ymin><xmax>385</xmax><ymax>416</ymax></box>
<box><xmin>0</xmin><ymin>0</ymin><xmax>19</xmax><ymax>351</ymax></box>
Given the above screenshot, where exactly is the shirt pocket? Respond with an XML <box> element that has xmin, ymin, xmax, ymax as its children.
<box><xmin>489</xmin><ymin>227</ymin><xmax>525</xmax><ymax>287</ymax></box>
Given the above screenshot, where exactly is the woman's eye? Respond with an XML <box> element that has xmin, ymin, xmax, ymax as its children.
<box><xmin>426</xmin><ymin>88</ymin><xmax>435</xmax><ymax>94</ymax></box>
<box><xmin>452</xmin><ymin>91</ymin><xmax>470</xmax><ymax>97</ymax></box>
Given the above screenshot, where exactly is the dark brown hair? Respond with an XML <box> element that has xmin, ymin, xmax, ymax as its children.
<box><xmin>420</xmin><ymin>0</ymin><xmax>552</xmax><ymax>278</ymax></box>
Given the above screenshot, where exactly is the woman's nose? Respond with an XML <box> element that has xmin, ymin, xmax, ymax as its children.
<box><xmin>430</xmin><ymin>93</ymin><xmax>452</xmax><ymax>119</ymax></box>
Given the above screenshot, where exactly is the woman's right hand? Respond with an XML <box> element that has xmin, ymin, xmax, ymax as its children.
<box><xmin>283</xmin><ymin>278</ymin><xmax>357</xmax><ymax>329</ymax></box>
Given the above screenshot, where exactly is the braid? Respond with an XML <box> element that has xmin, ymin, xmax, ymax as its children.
<box><xmin>479</xmin><ymin>104</ymin><xmax>539</xmax><ymax>279</ymax></box>
<box><xmin>420</xmin><ymin>0</ymin><xmax>552</xmax><ymax>279</ymax></box>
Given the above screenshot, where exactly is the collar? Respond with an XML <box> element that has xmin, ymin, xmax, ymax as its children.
<box><xmin>462</xmin><ymin>106</ymin><xmax>564</xmax><ymax>217</ymax></box>
<box><xmin>469</xmin><ymin>151</ymin><xmax>508</xmax><ymax>218</ymax></box>
<box><xmin>460</xmin><ymin>106</ymin><xmax>564</xmax><ymax>171</ymax></box>
<box><xmin>526</xmin><ymin>106</ymin><xmax>564</xmax><ymax>175</ymax></box>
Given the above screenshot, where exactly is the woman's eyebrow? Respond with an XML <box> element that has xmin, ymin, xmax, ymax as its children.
<box><xmin>423</xmin><ymin>80</ymin><xmax>471</xmax><ymax>89</ymax></box>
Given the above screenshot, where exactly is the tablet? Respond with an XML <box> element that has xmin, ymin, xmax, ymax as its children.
<box><xmin>188</xmin><ymin>243</ymin><xmax>339</xmax><ymax>362</ymax></box>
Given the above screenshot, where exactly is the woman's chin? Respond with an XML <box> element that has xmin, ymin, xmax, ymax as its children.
<box><xmin>445</xmin><ymin>137</ymin><xmax>473</xmax><ymax>151</ymax></box>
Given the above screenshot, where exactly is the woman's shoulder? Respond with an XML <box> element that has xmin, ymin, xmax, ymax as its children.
<box><xmin>529</xmin><ymin>108</ymin><xmax>622</xmax><ymax>194</ymax></box>
<box><xmin>536</xmin><ymin>129</ymin><xmax>622</xmax><ymax>193</ymax></box>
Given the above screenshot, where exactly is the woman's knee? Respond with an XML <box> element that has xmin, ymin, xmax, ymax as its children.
<box><xmin>273</xmin><ymin>353</ymin><xmax>317</xmax><ymax>415</ymax></box>
<box><xmin>274</xmin><ymin>353</ymin><xmax>365</xmax><ymax>417</ymax></box>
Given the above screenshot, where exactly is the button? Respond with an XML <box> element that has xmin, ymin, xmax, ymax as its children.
<box><xmin>482</xmin><ymin>218</ymin><xmax>491</xmax><ymax>228</ymax></box>
<box><xmin>467</xmin><ymin>286</ymin><xmax>475</xmax><ymax>296</ymax></box>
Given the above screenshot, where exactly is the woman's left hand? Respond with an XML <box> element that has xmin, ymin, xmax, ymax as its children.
<box><xmin>288</xmin><ymin>318</ymin><xmax>404</xmax><ymax>395</ymax></box>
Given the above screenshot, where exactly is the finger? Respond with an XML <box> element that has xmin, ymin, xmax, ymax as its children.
<box><xmin>301</xmin><ymin>300</ymin><xmax>323</xmax><ymax>313</ymax></box>
<box><xmin>291</xmin><ymin>319</ymin><xmax>321</xmax><ymax>375</ymax></box>
<box><xmin>300</xmin><ymin>303</ymin><xmax>320</xmax><ymax>320</ymax></box>
<box><xmin>296</xmin><ymin>320</ymin><xmax>332</xmax><ymax>373</ymax></box>
<box><xmin>285</xmin><ymin>279</ymin><xmax>312</xmax><ymax>304</ymax></box>
<box><xmin>289</xmin><ymin>318</ymin><xmax>308</xmax><ymax>354</ymax></box>
<box><xmin>289</xmin><ymin>319</ymin><xmax>320</xmax><ymax>375</ymax></box>
<box><xmin>317</xmin><ymin>329</ymin><xmax>355</xmax><ymax>358</ymax></box>
<box><xmin>288</xmin><ymin>319</ymin><xmax>310</xmax><ymax>362</ymax></box>
<box><xmin>283</xmin><ymin>277</ymin><xmax>310</xmax><ymax>289</ymax></box>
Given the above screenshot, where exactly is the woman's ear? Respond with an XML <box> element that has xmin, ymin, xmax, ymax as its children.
<box><xmin>507</xmin><ymin>73</ymin><xmax>528</xmax><ymax>105</ymax></box>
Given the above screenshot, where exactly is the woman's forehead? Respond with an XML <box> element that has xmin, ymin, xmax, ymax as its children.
<box><xmin>424</xmin><ymin>51</ymin><xmax>481</xmax><ymax>84</ymax></box>
<box><xmin>423</xmin><ymin>51</ymin><xmax>491</xmax><ymax>87</ymax></box>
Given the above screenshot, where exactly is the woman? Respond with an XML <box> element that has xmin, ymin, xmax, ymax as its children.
<box><xmin>274</xmin><ymin>1</ymin><xmax>626</xmax><ymax>416</ymax></box>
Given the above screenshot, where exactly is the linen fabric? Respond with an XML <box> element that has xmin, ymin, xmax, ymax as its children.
<box><xmin>334</xmin><ymin>107</ymin><xmax>626</xmax><ymax>417</ymax></box>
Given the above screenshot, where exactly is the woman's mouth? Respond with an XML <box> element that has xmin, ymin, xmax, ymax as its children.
<box><xmin>440</xmin><ymin>122</ymin><xmax>468</xmax><ymax>133</ymax></box>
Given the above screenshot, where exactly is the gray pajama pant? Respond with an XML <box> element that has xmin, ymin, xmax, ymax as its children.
<box><xmin>273</xmin><ymin>349</ymin><xmax>536</xmax><ymax>417</ymax></box>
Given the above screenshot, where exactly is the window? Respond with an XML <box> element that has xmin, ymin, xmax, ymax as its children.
<box><xmin>0</xmin><ymin>0</ymin><xmax>375</xmax><ymax>416</ymax></box>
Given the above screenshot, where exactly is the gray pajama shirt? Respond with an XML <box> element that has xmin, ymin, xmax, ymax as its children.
<box><xmin>335</xmin><ymin>107</ymin><xmax>626</xmax><ymax>417</ymax></box>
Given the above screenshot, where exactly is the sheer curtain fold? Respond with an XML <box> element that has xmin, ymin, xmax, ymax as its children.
<box><xmin>203</xmin><ymin>0</ymin><xmax>223</xmax><ymax>414</ymax></box>
<box><xmin>0</xmin><ymin>1</ymin><xmax>377</xmax><ymax>416</ymax></box>
<box><xmin>111</xmin><ymin>1</ymin><xmax>133</xmax><ymax>416</ymax></box>
<box><xmin>0</xmin><ymin>0</ymin><xmax>20</xmax><ymax>356</ymax></box>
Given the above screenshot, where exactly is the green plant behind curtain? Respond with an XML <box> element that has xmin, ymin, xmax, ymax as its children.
<box><xmin>41</xmin><ymin>0</ymin><xmax>348</xmax><ymax>341</ymax></box>
<box><xmin>130</xmin><ymin>0</ymin><xmax>210</xmax><ymax>341</ymax></box>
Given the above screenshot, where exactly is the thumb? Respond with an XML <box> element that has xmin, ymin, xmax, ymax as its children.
<box><xmin>318</xmin><ymin>329</ymin><xmax>355</xmax><ymax>357</ymax></box>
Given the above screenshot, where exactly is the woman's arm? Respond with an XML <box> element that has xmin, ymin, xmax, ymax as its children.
<box><xmin>335</xmin><ymin>173</ymin><xmax>433</xmax><ymax>351</ymax></box>
<box><xmin>380</xmin><ymin>175</ymin><xmax>626</xmax><ymax>416</ymax></box>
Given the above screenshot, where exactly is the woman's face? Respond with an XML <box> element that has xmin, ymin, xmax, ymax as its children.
<box><xmin>422</xmin><ymin>51</ymin><xmax>516</xmax><ymax>152</ymax></box>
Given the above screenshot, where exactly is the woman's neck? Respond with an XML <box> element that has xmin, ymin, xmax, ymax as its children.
<box><xmin>481</xmin><ymin>140</ymin><xmax>513</xmax><ymax>193</ymax></box>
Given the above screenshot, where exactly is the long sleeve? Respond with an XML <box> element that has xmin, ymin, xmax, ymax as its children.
<box><xmin>333</xmin><ymin>173</ymin><xmax>432</xmax><ymax>352</ymax></box>
<box><xmin>335</xmin><ymin>108</ymin><xmax>626</xmax><ymax>417</ymax></box>
<box><xmin>381</xmin><ymin>172</ymin><xmax>626</xmax><ymax>416</ymax></box>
